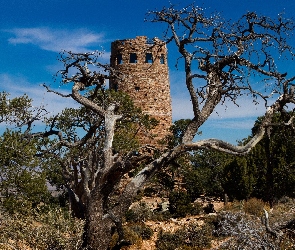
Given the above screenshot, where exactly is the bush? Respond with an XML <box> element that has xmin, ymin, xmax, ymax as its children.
<box><xmin>156</xmin><ymin>223</ymin><xmax>212</xmax><ymax>250</ymax></box>
<box><xmin>122</xmin><ymin>226</ymin><xmax>141</xmax><ymax>245</ymax></box>
<box><xmin>156</xmin><ymin>229</ymin><xmax>182</xmax><ymax>250</ymax></box>
<box><xmin>151</xmin><ymin>210</ymin><xmax>173</xmax><ymax>221</ymax></box>
<box><xmin>191</xmin><ymin>202</ymin><xmax>203</xmax><ymax>216</ymax></box>
<box><xmin>125</xmin><ymin>201</ymin><xmax>174</xmax><ymax>223</ymax></box>
<box><xmin>143</xmin><ymin>187</ymin><xmax>156</xmax><ymax>197</ymax></box>
<box><xmin>125</xmin><ymin>202</ymin><xmax>153</xmax><ymax>222</ymax></box>
<box><xmin>109</xmin><ymin>223</ymin><xmax>153</xmax><ymax>249</ymax></box>
<box><xmin>0</xmin><ymin>206</ymin><xmax>84</xmax><ymax>249</ymax></box>
<box><xmin>214</xmin><ymin>198</ymin><xmax>295</xmax><ymax>249</ymax></box>
<box><xmin>222</xmin><ymin>199</ymin><xmax>244</xmax><ymax>212</ymax></box>
<box><xmin>244</xmin><ymin>197</ymin><xmax>266</xmax><ymax>217</ymax></box>
<box><xmin>214</xmin><ymin>211</ymin><xmax>277</xmax><ymax>249</ymax></box>
<box><xmin>129</xmin><ymin>223</ymin><xmax>153</xmax><ymax>240</ymax></box>
<box><xmin>169</xmin><ymin>190</ymin><xmax>193</xmax><ymax>218</ymax></box>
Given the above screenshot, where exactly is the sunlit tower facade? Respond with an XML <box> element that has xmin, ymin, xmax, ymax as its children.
<box><xmin>109</xmin><ymin>36</ymin><xmax>172</xmax><ymax>145</ymax></box>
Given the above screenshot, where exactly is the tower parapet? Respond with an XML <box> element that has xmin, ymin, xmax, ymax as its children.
<box><xmin>110</xmin><ymin>36</ymin><xmax>172</xmax><ymax>145</ymax></box>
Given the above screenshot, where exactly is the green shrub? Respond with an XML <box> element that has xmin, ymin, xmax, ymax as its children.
<box><xmin>129</xmin><ymin>222</ymin><xmax>153</xmax><ymax>240</ymax></box>
<box><xmin>0</xmin><ymin>206</ymin><xmax>84</xmax><ymax>249</ymax></box>
<box><xmin>169</xmin><ymin>190</ymin><xmax>193</xmax><ymax>218</ymax></box>
<box><xmin>151</xmin><ymin>210</ymin><xmax>172</xmax><ymax>221</ymax></box>
<box><xmin>125</xmin><ymin>201</ymin><xmax>173</xmax><ymax>223</ymax></box>
<box><xmin>185</xmin><ymin>223</ymin><xmax>213</xmax><ymax>249</ymax></box>
<box><xmin>125</xmin><ymin>202</ymin><xmax>153</xmax><ymax>222</ymax></box>
<box><xmin>109</xmin><ymin>223</ymin><xmax>152</xmax><ymax>249</ymax></box>
<box><xmin>222</xmin><ymin>199</ymin><xmax>244</xmax><ymax>212</ymax></box>
<box><xmin>156</xmin><ymin>223</ymin><xmax>212</xmax><ymax>250</ymax></box>
<box><xmin>191</xmin><ymin>202</ymin><xmax>203</xmax><ymax>216</ymax></box>
<box><xmin>122</xmin><ymin>226</ymin><xmax>141</xmax><ymax>245</ymax></box>
<box><xmin>156</xmin><ymin>229</ymin><xmax>183</xmax><ymax>250</ymax></box>
<box><xmin>143</xmin><ymin>186</ymin><xmax>157</xmax><ymax>197</ymax></box>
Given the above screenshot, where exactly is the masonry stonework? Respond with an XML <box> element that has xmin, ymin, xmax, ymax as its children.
<box><xmin>110</xmin><ymin>36</ymin><xmax>172</xmax><ymax>145</ymax></box>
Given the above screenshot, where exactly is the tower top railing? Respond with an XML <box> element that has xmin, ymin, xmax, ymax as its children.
<box><xmin>146</xmin><ymin>38</ymin><xmax>154</xmax><ymax>45</ymax></box>
<box><xmin>112</xmin><ymin>36</ymin><xmax>165</xmax><ymax>46</ymax></box>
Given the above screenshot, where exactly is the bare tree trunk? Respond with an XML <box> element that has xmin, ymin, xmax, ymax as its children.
<box><xmin>82</xmin><ymin>194</ymin><xmax>115</xmax><ymax>250</ymax></box>
<box><xmin>82</xmin><ymin>174</ymin><xmax>151</xmax><ymax>249</ymax></box>
<box><xmin>264</xmin><ymin>134</ymin><xmax>274</xmax><ymax>207</ymax></box>
<box><xmin>68</xmin><ymin>188</ymin><xmax>86</xmax><ymax>219</ymax></box>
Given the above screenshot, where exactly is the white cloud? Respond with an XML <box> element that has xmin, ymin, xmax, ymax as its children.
<box><xmin>5</xmin><ymin>27</ymin><xmax>108</xmax><ymax>54</ymax></box>
<box><xmin>205</xmin><ymin>118</ymin><xmax>256</xmax><ymax>130</ymax></box>
<box><xmin>211</xmin><ymin>97</ymin><xmax>267</xmax><ymax>119</ymax></box>
<box><xmin>172</xmin><ymin>93</ymin><xmax>267</xmax><ymax>121</ymax></box>
<box><xmin>172</xmin><ymin>97</ymin><xmax>193</xmax><ymax>120</ymax></box>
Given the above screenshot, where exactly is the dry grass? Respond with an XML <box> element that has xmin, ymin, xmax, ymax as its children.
<box><xmin>0</xmin><ymin>206</ymin><xmax>84</xmax><ymax>250</ymax></box>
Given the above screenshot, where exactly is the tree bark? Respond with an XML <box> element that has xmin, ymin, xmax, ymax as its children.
<box><xmin>82</xmin><ymin>193</ymin><xmax>115</xmax><ymax>250</ymax></box>
<box><xmin>264</xmin><ymin>134</ymin><xmax>274</xmax><ymax>207</ymax></box>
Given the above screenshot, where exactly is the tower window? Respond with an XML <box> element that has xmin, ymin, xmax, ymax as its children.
<box><xmin>117</xmin><ymin>53</ymin><xmax>123</xmax><ymax>64</ymax></box>
<box><xmin>129</xmin><ymin>53</ymin><xmax>137</xmax><ymax>63</ymax></box>
<box><xmin>145</xmin><ymin>53</ymin><xmax>153</xmax><ymax>63</ymax></box>
<box><xmin>160</xmin><ymin>54</ymin><xmax>165</xmax><ymax>64</ymax></box>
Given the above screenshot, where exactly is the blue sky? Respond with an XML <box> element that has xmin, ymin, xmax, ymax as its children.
<box><xmin>1</xmin><ymin>0</ymin><xmax>295</xmax><ymax>144</ymax></box>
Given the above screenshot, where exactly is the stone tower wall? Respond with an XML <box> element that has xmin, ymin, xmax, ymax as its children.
<box><xmin>110</xmin><ymin>36</ymin><xmax>172</xmax><ymax>145</ymax></box>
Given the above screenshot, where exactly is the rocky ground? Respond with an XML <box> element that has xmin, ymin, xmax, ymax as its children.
<box><xmin>125</xmin><ymin>197</ymin><xmax>225</xmax><ymax>250</ymax></box>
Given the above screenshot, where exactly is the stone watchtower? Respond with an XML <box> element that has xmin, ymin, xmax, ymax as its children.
<box><xmin>109</xmin><ymin>36</ymin><xmax>172</xmax><ymax>145</ymax></box>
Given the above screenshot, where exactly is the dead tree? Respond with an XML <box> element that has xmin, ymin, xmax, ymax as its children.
<box><xmin>40</xmin><ymin>5</ymin><xmax>295</xmax><ymax>249</ymax></box>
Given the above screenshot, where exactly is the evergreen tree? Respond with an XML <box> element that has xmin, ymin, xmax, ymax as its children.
<box><xmin>247</xmin><ymin>113</ymin><xmax>295</xmax><ymax>204</ymax></box>
<box><xmin>0</xmin><ymin>93</ymin><xmax>51</xmax><ymax>213</ymax></box>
